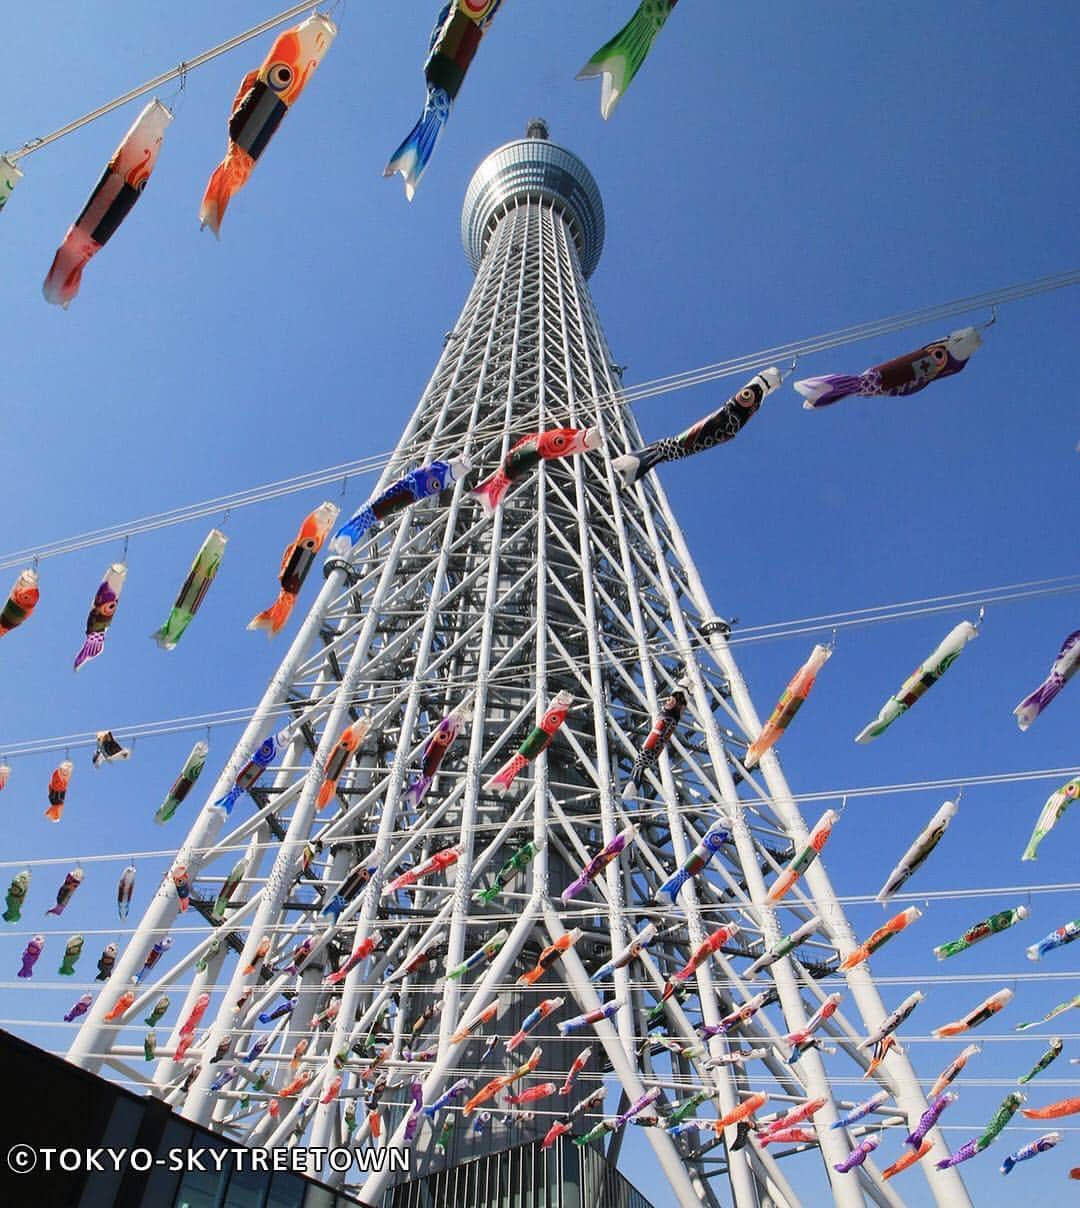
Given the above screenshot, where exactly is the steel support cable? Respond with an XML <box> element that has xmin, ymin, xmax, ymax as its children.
<box><xmin>1</xmin><ymin>270</ymin><xmax>1076</xmax><ymax>573</ymax></box>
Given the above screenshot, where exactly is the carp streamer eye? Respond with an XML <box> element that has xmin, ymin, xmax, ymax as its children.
<box><xmin>268</xmin><ymin>63</ymin><xmax>294</xmax><ymax>92</ymax></box>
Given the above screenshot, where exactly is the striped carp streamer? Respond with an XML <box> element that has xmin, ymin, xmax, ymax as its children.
<box><xmin>840</xmin><ymin>906</ymin><xmax>922</xmax><ymax>971</ymax></box>
<box><xmin>1022</xmin><ymin>776</ymin><xmax>1080</xmax><ymax>860</ymax></box>
<box><xmin>486</xmin><ymin>691</ymin><xmax>573</xmax><ymax>796</ymax></box>
<box><xmin>0</xmin><ymin>568</ymin><xmax>40</xmax><ymax>637</ymax></box>
<box><xmin>612</xmin><ymin>368</ymin><xmax>779</xmax><ymax>488</ymax></box>
<box><xmin>744</xmin><ymin>641</ymin><xmax>831</xmax><ymax>769</ymax></box>
<box><xmin>933</xmin><ymin>905</ymin><xmax>1029</xmax><ymax>960</ymax></box>
<box><xmin>876</xmin><ymin>798</ymin><xmax>958</xmax><ymax>902</ymax></box>
<box><xmin>152</xmin><ymin>528</ymin><xmax>227</xmax><ymax>651</ymax></box>
<box><xmin>471</xmin><ymin>429</ymin><xmax>600</xmax><ymax>517</ymax></box>
<box><xmin>795</xmin><ymin>327</ymin><xmax>982</xmax><ymax>409</ymax></box>
<box><xmin>933</xmin><ymin>988</ymin><xmax>1013</xmax><ymax>1038</ymax></box>
<box><xmin>43</xmin><ymin>100</ymin><xmax>170</xmax><ymax>307</ymax></box>
<box><xmin>74</xmin><ymin>562</ymin><xmax>126</xmax><ymax>671</ymax></box>
<box><xmin>200</xmin><ymin>13</ymin><xmax>336</xmax><ymax>235</ymax></box>
<box><xmin>249</xmin><ymin>502</ymin><xmax>338</xmax><ymax>637</ymax></box>
<box><xmin>386</xmin><ymin>1</ymin><xmax>503</xmax><ymax>199</ymax></box>
<box><xmin>855</xmin><ymin>615</ymin><xmax>981</xmax><ymax>742</ymax></box>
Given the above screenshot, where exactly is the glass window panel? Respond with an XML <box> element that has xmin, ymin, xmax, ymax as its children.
<box><xmin>138</xmin><ymin>1119</ymin><xmax>191</xmax><ymax>1208</ymax></box>
<box><xmin>221</xmin><ymin>1161</ymin><xmax>265</xmax><ymax>1208</ymax></box>
<box><xmin>266</xmin><ymin>1170</ymin><xmax>306</xmax><ymax>1208</ymax></box>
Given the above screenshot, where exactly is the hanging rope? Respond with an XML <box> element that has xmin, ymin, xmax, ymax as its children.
<box><xmin>5</xmin><ymin>2</ymin><xmax>318</xmax><ymax>162</ymax></box>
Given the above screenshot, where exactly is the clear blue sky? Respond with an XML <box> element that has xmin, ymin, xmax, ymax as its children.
<box><xmin>1</xmin><ymin>3</ymin><xmax>1078</xmax><ymax>1204</ymax></box>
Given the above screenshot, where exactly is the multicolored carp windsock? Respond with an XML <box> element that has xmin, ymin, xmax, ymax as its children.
<box><xmin>933</xmin><ymin>988</ymin><xmax>1013</xmax><ymax>1038</ymax></box>
<box><xmin>315</xmin><ymin>719</ymin><xmax>369</xmax><ymax>810</ymax></box>
<box><xmin>155</xmin><ymin>740</ymin><xmax>208</xmax><ymax>823</ymax></box>
<box><xmin>17</xmin><ymin>935</ymin><xmax>44</xmax><ymax>979</ymax></box>
<box><xmin>795</xmin><ymin>327</ymin><xmax>981</xmax><ymax>409</ymax></box>
<box><xmin>906</xmin><ymin>1092</ymin><xmax>956</xmax><ymax>1149</ymax></box>
<box><xmin>200</xmin><ymin>13</ymin><xmax>336</xmax><ymax>235</ymax></box>
<box><xmin>859</xmin><ymin>991</ymin><xmax>923</xmax><ymax>1070</ymax></box>
<box><xmin>249</xmin><ymin>502</ymin><xmax>338</xmax><ymax>637</ymax></box>
<box><xmin>463</xmin><ymin>1045</ymin><xmax>542</xmax><ymax>1114</ymax></box>
<box><xmin>1027</xmin><ymin>917</ymin><xmax>1080</xmax><ymax>961</ymax></box>
<box><xmin>58</xmin><ymin>934</ymin><xmax>84</xmax><ymax>976</ymax></box>
<box><xmin>930</xmin><ymin>1044</ymin><xmax>980</xmax><ymax>1096</ymax></box>
<box><xmin>1020</xmin><ymin>1097</ymin><xmax>1080</xmax><ymax>1120</ymax></box>
<box><xmin>1001</xmin><ymin>1132</ymin><xmax>1061</xmax><ymax>1175</ymax></box>
<box><xmin>759</xmin><ymin>1097</ymin><xmax>826</xmax><ymax>1139</ymax></box>
<box><xmin>0</xmin><ymin>568</ymin><xmax>40</xmax><ymax>637</ymax></box>
<box><xmin>833</xmin><ymin>1135</ymin><xmax>880</xmax><ymax>1173</ymax></box>
<box><xmin>561</xmin><ymin>825</ymin><xmax>637</xmax><ymax>901</ymax></box>
<box><xmin>116</xmin><ymin>865</ymin><xmax>136</xmax><ymax>919</ymax></box>
<box><xmin>517</xmin><ymin>929</ymin><xmax>582</xmax><ymax>986</ymax></box>
<box><xmin>882</xmin><ymin>1139</ymin><xmax>932</xmax><ymax>1179</ymax></box>
<box><xmin>612</xmin><ymin>368</ymin><xmax>778</xmax><ymax>488</ymax></box>
<box><xmin>46</xmin><ymin>866</ymin><xmax>83</xmax><ymax>916</ymax></box>
<box><xmin>1018</xmin><ymin>1039</ymin><xmax>1063</xmax><ymax>1085</ymax></box>
<box><xmin>744</xmin><ymin>918</ymin><xmax>820</xmax><ymax>980</ymax></box>
<box><xmin>472</xmin><ymin>429</ymin><xmax>600</xmax><ymax>516</ymax></box>
<box><xmin>473</xmin><ymin>839</ymin><xmax>541</xmax><ymax>904</ymax></box>
<box><xmin>331</xmin><ymin>456</ymin><xmax>469</xmax><ymax>553</ymax></box>
<box><xmin>44</xmin><ymin>761</ymin><xmax>74</xmax><ymax>822</ymax></box>
<box><xmin>383</xmin><ymin>845</ymin><xmax>461</xmax><ymax>896</ymax></box>
<box><xmin>405</xmin><ymin>698</ymin><xmax>470</xmax><ymax>811</ymax></box>
<box><xmin>784</xmin><ymin>994</ymin><xmax>843</xmax><ymax>1055</ymax></box>
<box><xmin>43</xmin><ymin>100</ymin><xmax>171</xmax><ymax>307</ymax></box>
<box><xmin>506</xmin><ymin>997</ymin><xmax>564</xmax><ymax>1053</ymax></box>
<box><xmin>92</xmin><ymin>730</ymin><xmax>131</xmax><ymax>767</ymax></box>
<box><xmin>74</xmin><ymin>562</ymin><xmax>127</xmax><ymax>670</ymax></box>
<box><xmin>446</xmin><ymin>928</ymin><xmax>508</xmax><ymax>980</ymax></box>
<box><xmin>624</xmin><ymin>681</ymin><xmax>687</xmax><ymax>796</ymax></box>
<box><xmin>1014</xmin><ymin>629</ymin><xmax>1080</xmax><ymax>729</ymax></box>
<box><xmin>840</xmin><ymin>906</ymin><xmax>922</xmax><ymax>971</ymax></box>
<box><xmin>577</xmin><ymin>0</ymin><xmax>678</xmax><ymax>119</ymax></box>
<box><xmin>0</xmin><ymin>155</ymin><xmax>21</xmax><ymax>212</ymax></box>
<box><xmin>64</xmin><ymin>993</ymin><xmax>94</xmax><ymax>1023</ymax></box>
<box><xmin>830</xmin><ymin>1090</ymin><xmax>889</xmax><ymax>1131</ymax></box>
<box><xmin>876</xmin><ymin>798</ymin><xmax>958</xmax><ymax>901</ymax></box>
<box><xmin>152</xmin><ymin>528</ymin><xmax>226</xmax><ymax>649</ymax></box>
<box><xmin>591</xmin><ymin>922</ymin><xmax>658</xmax><ymax>983</ymax></box>
<box><xmin>3</xmin><ymin>870</ymin><xmax>30</xmax><ymax>923</ymax></box>
<box><xmin>385</xmin><ymin>1</ymin><xmax>503</xmax><ymax>200</ymax></box>
<box><xmin>744</xmin><ymin>642</ymin><xmax>831</xmax><ymax>769</ymax></box>
<box><xmin>933</xmin><ymin>905</ymin><xmax>1028</xmax><ymax>960</ymax></box>
<box><xmin>1022</xmin><ymin>776</ymin><xmax>1080</xmax><ymax>860</ymax></box>
<box><xmin>766</xmin><ymin>809</ymin><xmax>838</xmax><ymax>902</ymax></box>
<box><xmin>213</xmin><ymin>728</ymin><xmax>291</xmax><ymax>814</ymax></box>
<box><xmin>1015</xmin><ymin>993</ymin><xmax>1080</xmax><ymax>1032</ymax></box>
<box><xmin>654</xmin><ymin>821</ymin><xmax>730</xmax><ymax>905</ymax></box>
<box><xmin>935</xmin><ymin>1137</ymin><xmax>980</xmax><ymax>1170</ymax></box>
<box><xmin>662</xmin><ymin>923</ymin><xmax>739</xmax><ymax>1000</ymax></box>
<box><xmin>212</xmin><ymin>857</ymin><xmax>248</xmax><ymax>921</ymax></box>
<box><xmin>855</xmin><ymin>617</ymin><xmax>980</xmax><ymax>742</ymax></box>
<box><xmin>486</xmin><ymin>691</ymin><xmax>573</xmax><ymax>795</ymax></box>
<box><xmin>978</xmin><ymin>1092</ymin><xmax>1025</xmax><ymax>1149</ymax></box>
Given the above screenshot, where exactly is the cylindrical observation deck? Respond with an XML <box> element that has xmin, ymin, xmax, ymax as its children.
<box><xmin>461</xmin><ymin>119</ymin><xmax>605</xmax><ymax>278</ymax></box>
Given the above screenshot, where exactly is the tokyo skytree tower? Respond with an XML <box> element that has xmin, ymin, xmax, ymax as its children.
<box><xmin>68</xmin><ymin>122</ymin><xmax>971</xmax><ymax>1208</ymax></box>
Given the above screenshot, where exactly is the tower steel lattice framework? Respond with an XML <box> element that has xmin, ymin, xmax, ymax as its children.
<box><xmin>68</xmin><ymin>124</ymin><xmax>972</xmax><ymax>1208</ymax></box>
